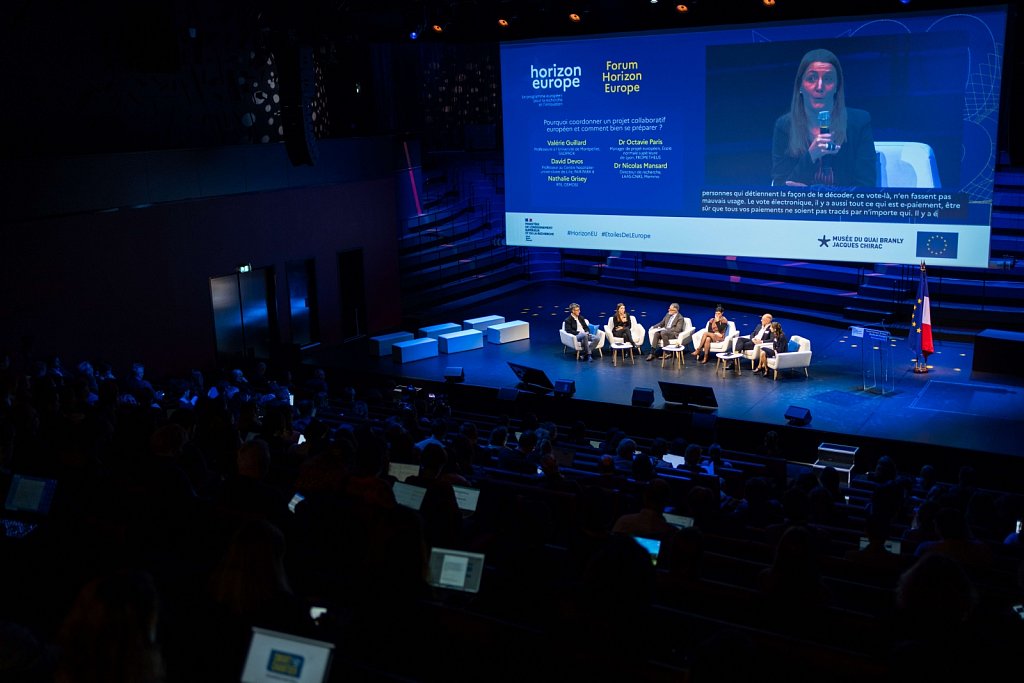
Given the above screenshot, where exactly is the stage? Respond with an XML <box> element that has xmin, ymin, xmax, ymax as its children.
<box><xmin>308</xmin><ymin>283</ymin><xmax>1024</xmax><ymax>474</ymax></box>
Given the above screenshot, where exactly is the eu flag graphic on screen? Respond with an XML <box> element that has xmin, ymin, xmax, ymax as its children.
<box><xmin>916</xmin><ymin>232</ymin><xmax>959</xmax><ymax>259</ymax></box>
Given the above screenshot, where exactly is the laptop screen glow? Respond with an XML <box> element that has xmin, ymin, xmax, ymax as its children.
<box><xmin>388</xmin><ymin>462</ymin><xmax>420</xmax><ymax>482</ymax></box>
<box><xmin>428</xmin><ymin>547</ymin><xmax>485</xmax><ymax>593</ymax></box>
<box><xmin>632</xmin><ymin>535</ymin><xmax>662</xmax><ymax>566</ymax></box>
<box><xmin>393</xmin><ymin>482</ymin><xmax>427</xmax><ymax>511</ymax></box>
<box><xmin>664</xmin><ymin>513</ymin><xmax>694</xmax><ymax>529</ymax></box>
<box><xmin>661</xmin><ymin>454</ymin><xmax>686</xmax><ymax>469</ymax></box>
<box><xmin>240</xmin><ymin>627</ymin><xmax>334</xmax><ymax>683</ymax></box>
<box><xmin>451</xmin><ymin>486</ymin><xmax>480</xmax><ymax>512</ymax></box>
<box><xmin>4</xmin><ymin>475</ymin><xmax>56</xmax><ymax>515</ymax></box>
<box><xmin>858</xmin><ymin>537</ymin><xmax>902</xmax><ymax>554</ymax></box>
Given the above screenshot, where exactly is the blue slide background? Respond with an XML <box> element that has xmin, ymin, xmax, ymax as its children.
<box><xmin>501</xmin><ymin>7</ymin><xmax>1006</xmax><ymax>226</ymax></box>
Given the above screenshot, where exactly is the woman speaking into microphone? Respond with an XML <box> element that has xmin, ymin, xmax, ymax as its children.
<box><xmin>770</xmin><ymin>48</ymin><xmax>877</xmax><ymax>188</ymax></box>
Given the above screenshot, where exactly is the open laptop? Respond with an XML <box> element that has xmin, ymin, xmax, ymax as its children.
<box><xmin>632</xmin><ymin>535</ymin><xmax>662</xmax><ymax>566</ymax></box>
<box><xmin>428</xmin><ymin>547</ymin><xmax>485</xmax><ymax>593</ymax></box>
<box><xmin>451</xmin><ymin>485</ymin><xmax>480</xmax><ymax>513</ymax></box>
<box><xmin>664</xmin><ymin>513</ymin><xmax>695</xmax><ymax>530</ymax></box>
<box><xmin>392</xmin><ymin>482</ymin><xmax>427</xmax><ymax>511</ymax></box>
<box><xmin>859</xmin><ymin>537</ymin><xmax>902</xmax><ymax>555</ymax></box>
<box><xmin>661</xmin><ymin>454</ymin><xmax>686</xmax><ymax>469</ymax></box>
<box><xmin>388</xmin><ymin>462</ymin><xmax>420</xmax><ymax>482</ymax></box>
<box><xmin>1</xmin><ymin>474</ymin><xmax>57</xmax><ymax>538</ymax></box>
<box><xmin>240</xmin><ymin>627</ymin><xmax>334</xmax><ymax>683</ymax></box>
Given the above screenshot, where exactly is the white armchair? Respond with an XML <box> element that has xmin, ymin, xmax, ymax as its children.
<box><xmin>735</xmin><ymin>336</ymin><xmax>771</xmax><ymax>370</ymax></box>
<box><xmin>605</xmin><ymin>316</ymin><xmax>644</xmax><ymax>365</ymax></box>
<box><xmin>766</xmin><ymin>335</ymin><xmax>812</xmax><ymax>380</ymax></box>
<box><xmin>648</xmin><ymin>316</ymin><xmax>695</xmax><ymax>352</ymax></box>
<box><xmin>605</xmin><ymin>315</ymin><xmax>645</xmax><ymax>346</ymax></box>
<box><xmin>691</xmin><ymin>320</ymin><xmax>738</xmax><ymax>358</ymax></box>
<box><xmin>875</xmin><ymin>141</ymin><xmax>940</xmax><ymax>188</ymax></box>
<box><xmin>560</xmin><ymin>321</ymin><xmax>605</xmax><ymax>360</ymax></box>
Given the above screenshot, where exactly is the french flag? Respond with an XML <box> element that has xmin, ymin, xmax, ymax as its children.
<box><xmin>913</xmin><ymin>263</ymin><xmax>934</xmax><ymax>359</ymax></box>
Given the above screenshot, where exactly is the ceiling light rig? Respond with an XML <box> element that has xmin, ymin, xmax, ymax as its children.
<box><xmin>568</xmin><ymin>13</ymin><xmax>582</xmax><ymax>23</ymax></box>
<box><xmin>675</xmin><ymin>4</ymin><xmax>689</xmax><ymax>13</ymax></box>
<box><xmin>498</xmin><ymin>18</ymin><xmax>510</xmax><ymax>28</ymax></box>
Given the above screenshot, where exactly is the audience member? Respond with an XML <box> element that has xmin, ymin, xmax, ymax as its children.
<box><xmin>612</xmin><ymin>479</ymin><xmax>675</xmax><ymax>540</ymax></box>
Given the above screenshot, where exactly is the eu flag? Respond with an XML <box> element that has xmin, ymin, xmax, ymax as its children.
<box><xmin>916</xmin><ymin>231</ymin><xmax>959</xmax><ymax>259</ymax></box>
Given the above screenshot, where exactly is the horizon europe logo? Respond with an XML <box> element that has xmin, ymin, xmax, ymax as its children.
<box><xmin>530</xmin><ymin>63</ymin><xmax>583</xmax><ymax>92</ymax></box>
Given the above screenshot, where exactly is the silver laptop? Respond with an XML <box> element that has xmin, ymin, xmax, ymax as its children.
<box><xmin>240</xmin><ymin>627</ymin><xmax>334</xmax><ymax>683</ymax></box>
<box><xmin>428</xmin><ymin>547</ymin><xmax>485</xmax><ymax>593</ymax></box>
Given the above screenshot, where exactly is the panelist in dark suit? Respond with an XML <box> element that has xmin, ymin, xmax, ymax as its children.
<box><xmin>735</xmin><ymin>313</ymin><xmax>775</xmax><ymax>353</ymax></box>
<box><xmin>755</xmin><ymin>322</ymin><xmax>788</xmax><ymax>376</ymax></box>
<box><xmin>564</xmin><ymin>302</ymin><xmax>600</xmax><ymax>362</ymax></box>
<box><xmin>646</xmin><ymin>302</ymin><xmax>685</xmax><ymax>361</ymax></box>
<box><xmin>771</xmin><ymin>49</ymin><xmax>876</xmax><ymax>188</ymax></box>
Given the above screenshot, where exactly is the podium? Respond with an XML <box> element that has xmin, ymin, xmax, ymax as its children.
<box><xmin>851</xmin><ymin>326</ymin><xmax>895</xmax><ymax>395</ymax></box>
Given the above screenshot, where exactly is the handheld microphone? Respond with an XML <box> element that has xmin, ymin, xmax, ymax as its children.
<box><xmin>817</xmin><ymin>110</ymin><xmax>834</xmax><ymax>151</ymax></box>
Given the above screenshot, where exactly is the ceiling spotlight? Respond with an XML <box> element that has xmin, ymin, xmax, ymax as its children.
<box><xmin>568</xmin><ymin>12</ymin><xmax>582</xmax><ymax>23</ymax></box>
<box><xmin>498</xmin><ymin>18</ymin><xmax>510</xmax><ymax>28</ymax></box>
<box><xmin>432</xmin><ymin>24</ymin><xmax>444</xmax><ymax>33</ymax></box>
<box><xmin>409</xmin><ymin>30</ymin><xmax>419</xmax><ymax>40</ymax></box>
<box><xmin>650</xmin><ymin>0</ymin><xmax>658</xmax><ymax>4</ymax></box>
<box><xmin>675</xmin><ymin>4</ymin><xmax>689</xmax><ymax>13</ymax></box>
<box><xmin>762</xmin><ymin>0</ymin><xmax>776</xmax><ymax>6</ymax></box>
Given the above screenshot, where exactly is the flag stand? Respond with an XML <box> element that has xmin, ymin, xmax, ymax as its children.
<box><xmin>909</xmin><ymin>261</ymin><xmax>933</xmax><ymax>375</ymax></box>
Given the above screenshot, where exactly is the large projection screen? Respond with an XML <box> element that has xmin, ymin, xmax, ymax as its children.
<box><xmin>500</xmin><ymin>6</ymin><xmax>1007</xmax><ymax>268</ymax></box>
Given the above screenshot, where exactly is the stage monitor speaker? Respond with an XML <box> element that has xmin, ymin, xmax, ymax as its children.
<box><xmin>785</xmin><ymin>405</ymin><xmax>812</xmax><ymax>426</ymax></box>
<box><xmin>553</xmin><ymin>379</ymin><xmax>576</xmax><ymax>398</ymax></box>
<box><xmin>632</xmin><ymin>387</ymin><xmax>655</xmax><ymax>407</ymax></box>
<box><xmin>444</xmin><ymin>366</ymin><xmax>465</xmax><ymax>383</ymax></box>
<box><xmin>497</xmin><ymin>387</ymin><xmax>519</xmax><ymax>401</ymax></box>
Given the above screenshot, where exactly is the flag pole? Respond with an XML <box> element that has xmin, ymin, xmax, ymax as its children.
<box><xmin>913</xmin><ymin>260</ymin><xmax>931</xmax><ymax>374</ymax></box>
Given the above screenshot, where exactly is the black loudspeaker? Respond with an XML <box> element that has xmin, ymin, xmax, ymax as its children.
<box><xmin>497</xmin><ymin>387</ymin><xmax>519</xmax><ymax>401</ymax></box>
<box><xmin>785</xmin><ymin>405</ymin><xmax>812</xmax><ymax>426</ymax></box>
<box><xmin>553</xmin><ymin>379</ymin><xmax>576</xmax><ymax>397</ymax></box>
<box><xmin>444</xmin><ymin>366</ymin><xmax>465</xmax><ymax>383</ymax></box>
<box><xmin>632</xmin><ymin>387</ymin><xmax>655</xmax><ymax>407</ymax></box>
<box><xmin>278</xmin><ymin>44</ymin><xmax>320</xmax><ymax>166</ymax></box>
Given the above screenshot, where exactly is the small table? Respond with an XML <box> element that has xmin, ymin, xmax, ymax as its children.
<box><xmin>609</xmin><ymin>341</ymin><xmax>636</xmax><ymax>366</ymax></box>
<box><xmin>660</xmin><ymin>344</ymin><xmax>687</xmax><ymax>369</ymax></box>
<box><xmin>716</xmin><ymin>352</ymin><xmax>744</xmax><ymax>376</ymax></box>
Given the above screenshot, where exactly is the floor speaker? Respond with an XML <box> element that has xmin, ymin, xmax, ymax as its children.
<box><xmin>632</xmin><ymin>387</ymin><xmax>655</xmax><ymax>407</ymax></box>
<box><xmin>785</xmin><ymin>405</ymin><xmax>812</xmax><ymax>426</ymax></box>
<box><xmin>553</xmin><ymin>379</ymin><xmax>576</xmax><ymax>397</ymax></box>
<box><xmin>444</xmin><ymin>366</ymin><xmax>465</xmax><ymax>383</ymax></box>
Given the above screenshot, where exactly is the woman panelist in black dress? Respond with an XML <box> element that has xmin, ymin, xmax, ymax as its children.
<box><xmin>610</xmin><ymin>303</ymin><xmax>640</xmax><ymax>352</ymax></box>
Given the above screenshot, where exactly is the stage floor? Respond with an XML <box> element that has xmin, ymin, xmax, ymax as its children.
<box><xmin>312</xmin><ymin>283</ymin><xmax>1024</xmax><ymax>460</ymax></box>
